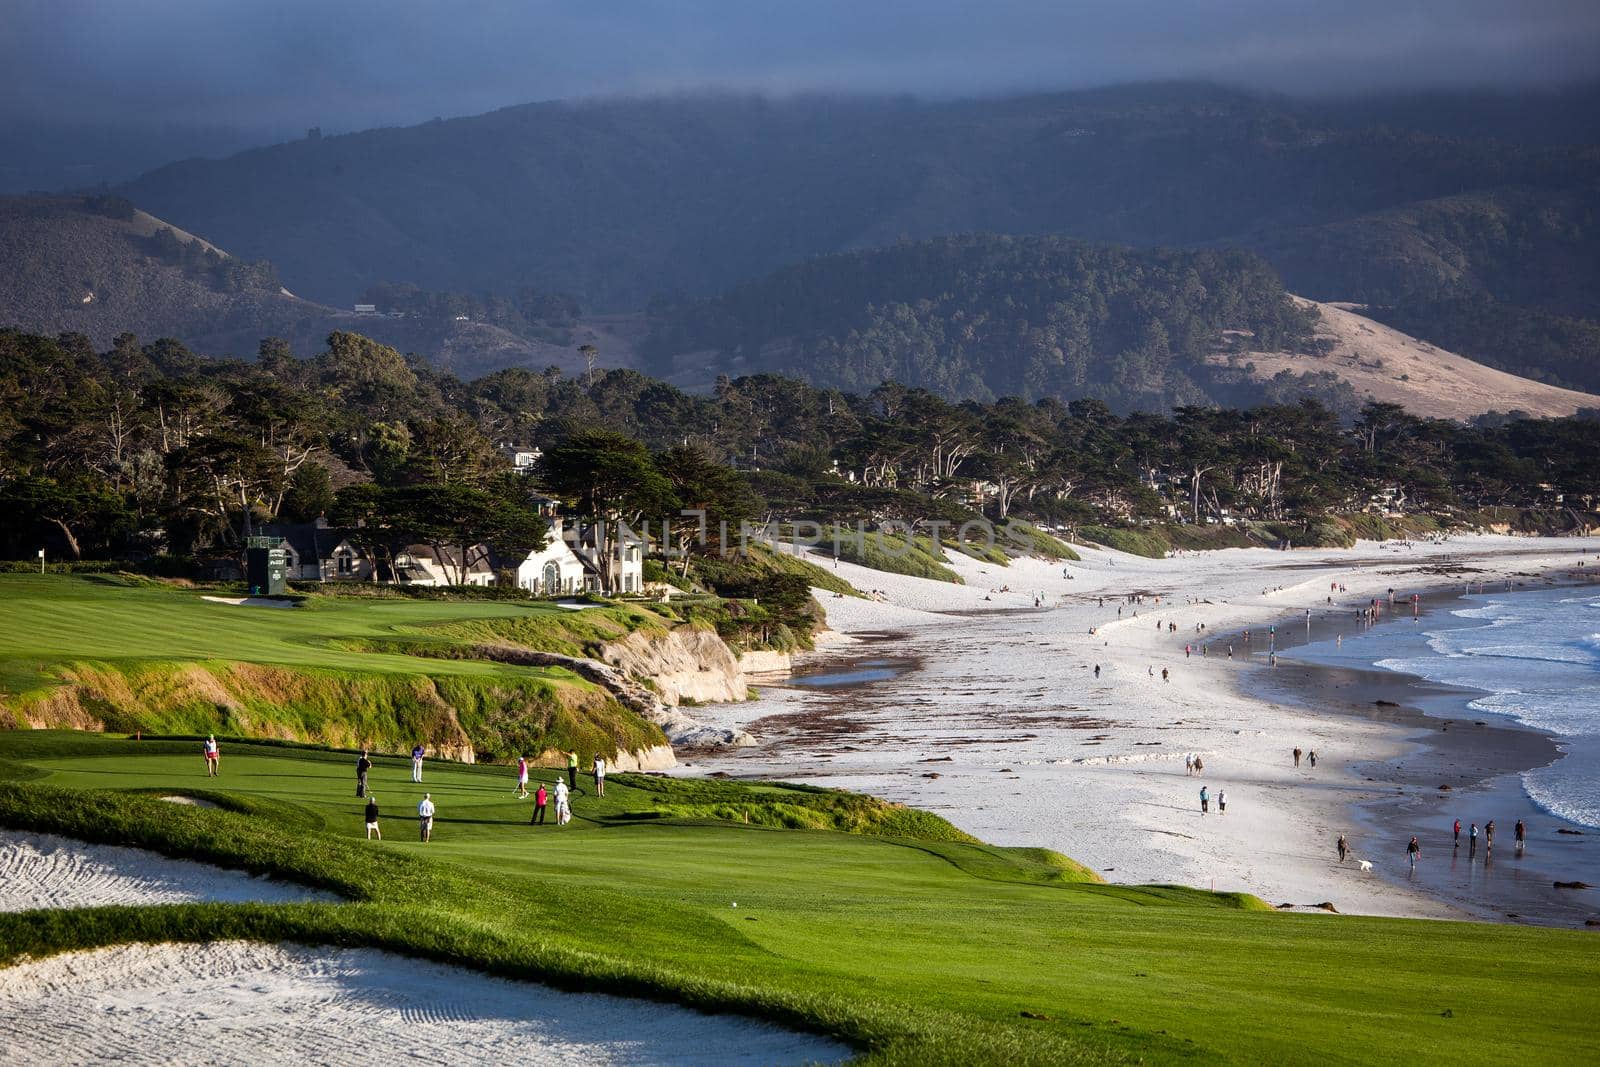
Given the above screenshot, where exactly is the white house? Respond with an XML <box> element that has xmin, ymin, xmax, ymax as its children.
<box><xmin>516</xmin><ymin>519</ymin><xmax>645</xmax><ymax>596</ymax></box>
<box><xmin>504</xmin><ymin>446</ymin><xmax>543</xmax><ymax>475</ymax></box>
<box><xmin>516</xmin><ymin>519</ymin><xmax>588</xmax><ymax>596</ymax></box>
<box><xmin>394</xmin><ymin>543</ymin><xmax>497</xmax><ymax>587</ymax></box>
<box><xmin>575</xmin><ymin>523</ymin><xmax>644</xmax><ymax>595</ymax></box>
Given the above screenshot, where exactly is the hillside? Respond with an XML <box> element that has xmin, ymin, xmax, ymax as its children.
<box><xmin>641</xmin><ymin>233</ymin><xmax>1597</xmax><ymax>415</ymax></box>
<box><xmin>114</xmin><ymin>83</ymin><xmax>1600</xmax><ymax>388</ymax></box>
<box><xmin>1212</xmin><ymin>298</ymin><xmax>1600</xmax><ymax>420</ymax></box>
<box><xmin>0</xmin><ymin>195</ymin><xmax>620</xmax><ymax>374</ymax></box>
<box><xmin>644</xmin><ymin>233</ymin><xmax>1323</xmax><ymax>409</ymax></box>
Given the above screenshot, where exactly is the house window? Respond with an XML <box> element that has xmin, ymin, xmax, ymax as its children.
<box><xmin>542</xmin><ymin>561</ymin><xmax>560</xmax><ymax>595</ymax></box>
<box><xmin>335</xmin><ymin>548</ymin><xmax>355</xmax><ymax>576</ymax></box>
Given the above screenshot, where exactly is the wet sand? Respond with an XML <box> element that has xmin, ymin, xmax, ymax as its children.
<box><xmin>1252</xmin><ymin>588</ymin><xmax>1600</xmax><ymax>927</ymax></box>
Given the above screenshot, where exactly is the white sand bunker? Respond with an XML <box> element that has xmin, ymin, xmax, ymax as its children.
<box><xmin>0</xmin><ymin>831</ymin><xmax>337</xmax><ymax>911</ymax></box>
<box><xmin>200</xmin><ymin>595</ymin><xmax>295</xmax><ymax>609</ymax></box>
<box><xmin>0</xmin><ymin>941</ymin><xmax>852</xmax><ymax>1066</ymax></box>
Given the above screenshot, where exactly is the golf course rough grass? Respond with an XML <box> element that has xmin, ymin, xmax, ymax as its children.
<box><xmin>0</xmin><ymin>575</ymin><xmax>671</xmax><ymax>763</ymax></box>
<box><xmin>2</xmin><ymin>733</ymin><xmax>1598</xmax><ymax>1066</ymax></box>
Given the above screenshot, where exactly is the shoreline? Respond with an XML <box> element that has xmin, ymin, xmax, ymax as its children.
<box><xmin>681</xmin><ymin>534</ymin><xmax>1600</xmax><ymax>923</ymax></box>
<box><xmin>1246</xmin><ymin>581</ymin><xmax>1600</xmax><ymax>926</ymax></box>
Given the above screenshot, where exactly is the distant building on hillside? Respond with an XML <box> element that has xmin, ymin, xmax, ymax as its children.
<box><xmin>353</xmin><ymin>303</ymin><xmax>377</xmax><ymax>315</ymax></box>
<box><xmin>1365</xmin><ymin>486</ymin><xmax>1408</xmax><ymax>517</ymax></box>
<box><xmin>504</xmin><ymin>445</ymin><xmax>542</xmax><ymax>474</ymax></box>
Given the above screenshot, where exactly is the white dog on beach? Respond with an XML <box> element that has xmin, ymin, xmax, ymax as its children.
<box><xmin>1357</xmin><ymin>860</ymin><xmax>1373</xmax><ymax>872</ymax></box>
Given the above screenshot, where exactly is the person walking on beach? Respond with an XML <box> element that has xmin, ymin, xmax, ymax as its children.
<box><xmin>1192</xmin><ymin>756</ymin><xmax>1204</xmax><ymax>775</ymax></box>
<box><xmin>1094</xmin><ymin>664</ymin><xmax>1101</xmax><ymax>679</ymax></box>
<box><xmin>567</xmin><ymin>750</ymin><xmax>578</xmax><ymax>790</ymax></box>
<box><xmin>1293</xmin><ymin>747</ymin><xmax>1302</xmax><ymax>768</ymax></box>
<box><xmin>1485</xmin><ymin>820</ymin><xmax>1495</xmax><ymax>850</ymax></box>
<box><xmin>1337</xmin><ymin>834</ymin><xmax>1348</xmax><ymax>862</ymax></box>
<box><xmin>1515</xmin><ymin>819</ymin><xmax>1526</xmax><ymax>853</ymax></box>
<box><xmin>364</xmin><ymin>795</ymin><xmax>381</xmax><ymax>840</ymax></box>
<box><xmin>1469</xmin><ymin>822</ymin><xmax>1479</xmax><ymax>853</ymax></box>
<box><xmin>1161</xmin><ymin>668</ymin><xmax>1169</xmax><ymax>684</ymax></box>
<box><xmin>1406</xmin><ymin>835</ymin><xmax>1421</xmax><ymax>873</ymax></box>
<box><xmin>531</xmin><ymin>783</ymin><xmax>548</xmax><ymax>825</ymax></box>
<box><xmin>515</xmin><ymin>756</ymin><xmax>530</xmax><ymax>798</ymax></box>
<box><xmin>593</xmin><ymin>754</ymin><xmax>607</xmax><ymax>797</ymax></box>
<box><xmin>411</xmin><ymin>744</ymin><xmax>425</xmax><ymax>783</ymax></box>
<box><xmin>1453</xmin><ymin>818</ymin><xmax>1461</xmax><ymax>848</ymax></box>
<box><xmin>1199</xmin><ymin>786</ymin><xmax>1209</xmax><ymax>815</ymax></box>
<box><xmin>1185</xmin><ymin>753</ymin><xmax>1194</xmax><ymax>775</ymax></box>
<box><xmin>1217</xmin><ymin>789</ymin><xmax>1226</xmax><ymax>815</ymax></box>
<box><xmin>203</xmin><ymin>735</ymin><xmax>220</xmax><ymax>777</ymax></box>
<box><xmin>356</xmin><ymin>750</ymin><xmax>372</xmax><ymax>797</ymax></box>
<box><xmin>1307</xmin><ymin>750</ymin><xmax>1317</xmax><ymax>768</ymax></box>
<box><xmin>417</xmin><ymin>793</ymin><xmax>435</xmax><ymax>842</ymax></box>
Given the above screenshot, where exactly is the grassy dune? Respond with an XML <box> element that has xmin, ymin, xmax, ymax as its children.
<box><xmin>1</xmin><ymin>734</ymin><xmax>1597</xmax><ymax>1064</ymax></box>
<box><xmin>0</xmin><ymin>574</ymin><xmax>665</xmax><ymax>761</ymax></box>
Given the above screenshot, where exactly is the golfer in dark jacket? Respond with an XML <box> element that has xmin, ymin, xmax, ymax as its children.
<box><xmin>356</xmin><ymin>750</ymin><xmax>372</xmax><ymax>796</ymax></box>
<box><xmin>364</xmin><ymin>796</ymin><xmax>381</xmax><ymax>840</ymax></box>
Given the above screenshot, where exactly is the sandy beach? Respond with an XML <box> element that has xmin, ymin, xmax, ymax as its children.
<box><xmin>680</xmin><ymin>534</ymin><xmax>1600</xmax><ymax>921</ymax></box>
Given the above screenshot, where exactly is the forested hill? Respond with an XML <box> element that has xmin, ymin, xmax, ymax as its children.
<box><xmin>643</xmin><ymin>235</ymin><xmax>1324</xmax><ymax>411</ymax></box>
<box><xmin>0</xmin><ymin>194</ymin><xmax>608</xmax><ymax>376</ymax></box>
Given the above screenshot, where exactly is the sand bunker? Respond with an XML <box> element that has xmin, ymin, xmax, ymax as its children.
<box><xmin>200</xmin><ymin>595</ymin><xmax>295</xmax><ymax>608</ymax></box>
<box><xmin>159</xmin><ymin>795</ymin><xmax>219</xmax><ymax>808</ymax></box>
<box><xmin>0</xmin><ymin>831</ymin><xmax>337</xmax><ymax>911</ymax></box>
<box><xmin>0</xmin><ymin>941</ymin><xmax>851</xmax><ymax>1066</ymax></box>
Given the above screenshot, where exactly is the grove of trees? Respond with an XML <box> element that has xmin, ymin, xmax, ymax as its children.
<box><xmin>3</xmin><ymin>327</ymin><xmax>1598</xmax><ymax>570</ymax></box>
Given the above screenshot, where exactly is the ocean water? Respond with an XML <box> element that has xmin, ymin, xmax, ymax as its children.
<box><xmin>1373</xmin><ymin>587</ymin><xmax>1600</xmax><ymax>828</ymax></box>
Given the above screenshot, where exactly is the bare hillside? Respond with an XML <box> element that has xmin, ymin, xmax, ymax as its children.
<box><xmin>1211</xmin><ymin>297</ymin><xmax>1600</xmax><ymax>419</ymax></box>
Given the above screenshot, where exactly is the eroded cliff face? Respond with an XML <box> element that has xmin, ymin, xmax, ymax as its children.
<box><xmin>599</xmin><ymin>626</ymin><xmax>749</xmax><ymax>706</ymax></box>
<box><xmin>737</xmin><ymin>649</ymin><xmax>794</xmax><ymax>678</ymax></box>
<box><xmin>470</xmin><ymin>642</ymin><xmax>755</xmax><ymax>755</ymax></box>
<box><xmin>8</xmin><ymin>660</ymin><xmax>480</xmax><ymax>762</ymax></box>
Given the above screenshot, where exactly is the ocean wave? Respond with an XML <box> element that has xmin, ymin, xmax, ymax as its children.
<box><xmin>1441</xmin><ymin>642</ymin><xmax>1597</xmax><ymax>666</ymax></box>
<box><xmin>1525</xmin><ymin>766</ymin><xmax>1600</xmax><ymax>831</ymax></box>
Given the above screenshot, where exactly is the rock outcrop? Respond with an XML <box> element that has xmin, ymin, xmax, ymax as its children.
<box><xmin>737</xmin><ymin>649</ymin><xmax>794</xmax><ymax>678</ymax></box>
<box><xmin>598</xmin><ymin>626</ymin><xmax>747</xmax><ymax>705</ymax></box>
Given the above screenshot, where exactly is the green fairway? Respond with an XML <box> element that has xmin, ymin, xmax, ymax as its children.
<box><xmin>0</xmin><ymin>574</ymin><xmax>668</xmax><ymax>758</ymax></box>
<box><xmin>0</xmin><ymin>573</ymin><xmax>624</xmax><ymax>689</ymax></box>
<box><xmin>2</xmin><ymin>732</ymin><xmax>1597</xmax><ymax>1065</ymax></box>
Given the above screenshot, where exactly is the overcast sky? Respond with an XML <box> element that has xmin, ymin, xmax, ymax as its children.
<box><xmin>2</xmin><ymin>0</ymin><xmax>1598</xmax><ymax>187</ymax></box>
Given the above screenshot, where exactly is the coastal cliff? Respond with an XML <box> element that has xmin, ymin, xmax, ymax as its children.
<box><xmin>469</xmin><ymin>640</ymin><xmax>757</xmax><ymax>754</ymax></box>
<box><xmin>599</xmin><ymin>625</ymin><xmax>749</xmax><ymax>705</ymax></box>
